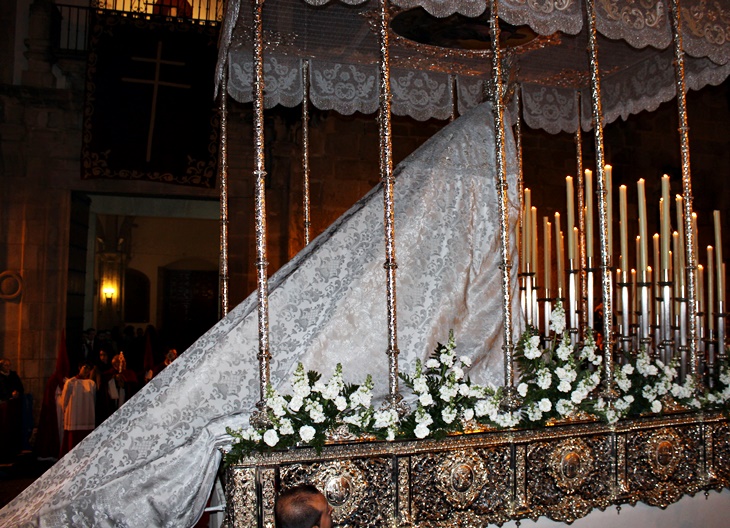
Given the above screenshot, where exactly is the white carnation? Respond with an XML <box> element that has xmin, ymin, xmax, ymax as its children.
<box><xmin>263</xmin><ymin>429</ymin><xmax>279</xmax><ymax>447</ymax></box>
<box><xmin>279</xmin><ymin>419</ymin><xmax>294</xmax><ymax>436</ymax></box>
<box><xmin>299</xmin><ymin>425</ymin><xmax>316</xmax><ymax>443</ymax></box>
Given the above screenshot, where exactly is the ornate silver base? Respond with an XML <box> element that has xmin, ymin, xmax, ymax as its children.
<box><xmin>224</xmin><ymin>411</ymin><xmax>729</xmax><ymax>527</ymax></box>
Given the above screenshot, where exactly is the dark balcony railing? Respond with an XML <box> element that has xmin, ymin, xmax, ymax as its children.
<box><xmin>54</xmin><ymin>0</ymin><xmax>222</xmax><ymax>53</ymax></box>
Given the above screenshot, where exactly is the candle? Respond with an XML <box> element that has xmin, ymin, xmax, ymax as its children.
<box><xmin>714</xmin><ymin>210</ymin><xmax>723</xmax><ymax>303</ymax></box>
<box><xmin>523</xmin><ymin>188</ymin><xmax>532</xmax><ymax>273</ymax></box>
<box><xmin>632</xmin><ymin>268</ymin><xmax>637</xmax><ymax>320</ymax></box>
<box><xmin>675</xmin><ymin>195</ymin><xmax>685</xmax><ymax>292</ymax></box>
<box><xmin>606</xmin><ymin>165</ymin><xmax>613</xmax><ymax>258</ymax></box>
<box><xmin>661</xmin><ymin>175</ymin><xmax>671</xmax><ymax>272</ymax></box>
<box><xmin>708</xmin><ymin>246</ymin><xmax>715</xmax><ymax>330</ymax></box>
<box><xmin>698</xmin><ymin>264</ymin><xmax>704</xmax><ymax>315</ymax></box>
<box><xmin>637</xmin><ymin>179</ymin><xmax>648</xmax><ymax>274</ymax></box>
<box><xmin>555</xmin><ymin>212</ymin><xmax>565</xmax><ymax>296</ymax></box>
<box><xmin>566</xmin><ymin>176</ymin><xmax>575</xmax><ymax>261</ymax></box>
<box><xmin>619</xmin><ymin>185</ymin><xmax>629</xmax><ymax>280</ymax></box>
<box><xmin>544</xmin><ymin>217</ymin><xmax>552</xmax><ymax>293</ymax></box>
<box><xmin>532</xmin><ymin>206</ymin><xmax>539</xmax><ymax>278</ymax></box>
<box><xmin>673</xmin><ymin>231</ymin><xmax>681</xmax><ymax>290</ymax></box>
<box><xmin>692</xmin><ymin>212</ymin><xmax>699</xmax><ymax>264</ymax></box>
<box><xmin>585</xmin><ymin>169</ymin><xmax>594</xmax><ymax>259</ymax></box>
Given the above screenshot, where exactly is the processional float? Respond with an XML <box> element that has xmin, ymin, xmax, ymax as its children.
<box><xmin>216</xmin><ymin>0</ymin><xmax>730</xmax><ymax>525</ymax></box>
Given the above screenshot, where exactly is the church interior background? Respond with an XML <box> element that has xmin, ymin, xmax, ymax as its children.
<box><xmin>1</xmin><ymin>0</ymin><xmax>730</xmax><ymax>522</ymax></box>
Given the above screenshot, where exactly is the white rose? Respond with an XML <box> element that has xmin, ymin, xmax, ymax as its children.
<box><xmin>538</xmin><ymin>398</ymin><xmax>552</xmax><ymax>412</ymax></box>
<box><xmin>263</xmin><ymin>429</ymin><xmax>279</xmax><ymax>447</ymax></box>
<box><xmin>414</xmin><ymin>423</ymin><xmax>431</xmax><ymax>439</ymax></box>
<box><xmin>460</xmin><ymin>356</ymin><xmax>472</xmax><ymax>367</ymax></box>
<box><xmin>517</xmin><ymin>382</ymin><xmax>529</xmax><ymax>397</ymax></box>
<box><xmin>651</xmin><ymin>400</ymin><xmax>662</xmax><ymax>413</ymax></box>
<box><xmin>419</xmin><ymin>393</ymin><xmax>434</xmax><ymax>407</ymax></box>
<box><xmin>299</xmin><ymin>425</ymin><xmax>316</xmax><ymax>443</ymax></box>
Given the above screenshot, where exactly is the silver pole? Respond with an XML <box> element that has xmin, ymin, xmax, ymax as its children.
<box><xmin>377</xmin><ymin>0</ymin><xmax>406</xmax><ymax>416</ymax></box>
<box><xmin>585</xmin><ymin>0</ymin><xmax>617</xmax><ymax>399</ymax></box>
<box><xmin>488</xmin><ymin>0</ymin><xmax>519</xmax><ymax>410</ymax></box>
<box><xmin>250</xmin><ymin>0</ymin><xmax>272</xmax><ymax>428</ymax></box>
<box><xmin>302</xmin><ymin>60</ymin><xmax>312</xmax><ymax>247</ymax></box>
<box><xmin>668</xmin><ymin>0</ymin><xmax>700</xmax><ymax>388</ymax></box>
<box><xmin>218</xmin><ymin>63</ymin><xmax>230</xmax><ymax>318</ymax></box>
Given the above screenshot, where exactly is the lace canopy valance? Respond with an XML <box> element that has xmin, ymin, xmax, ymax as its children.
<box><xmin>218</xmin><ymin>0</ymin><xmax>730</xmax><ymax>133</ymax></box>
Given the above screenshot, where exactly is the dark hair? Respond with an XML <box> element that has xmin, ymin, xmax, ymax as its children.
<box><xmin>275</xmin><ymin>484</ymin><xmax>323</xmax><ymax>528</ymax></box>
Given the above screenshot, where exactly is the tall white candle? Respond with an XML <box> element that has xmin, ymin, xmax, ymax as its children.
<box><xmin>566</xmin><ymin>176</ymin><xmax>575</xmax><ymax>261</ymax></box>
<box><xmin>661</xmin><ymin>175</ymin><xmax>671</xmax><ymax>272</ymax></box>
<box><xmin>698</xmin><ymin>264</ymin><xmax>704</xmax><ymax>315</ymax></box>
<box><xmin>714</xmin><ymin>210</ymin><xmax>724</xmax><ymax>303</ymax></box>
<box><xmin>523</xmin><ymin>188</ymin><xmax>532</xmax><ymax>273</ymax></box>
<box><xmin>708</xmin><ymin>246</ymin><xmax>715</xmax><ymax>330</ymax></box>
<box><xmin>619</xmin><ymin>185</ymin><xmax>629</xmax><ymax>280</ymax></box>
<box><xmin>555</xmin><ymin>212</ymin><xmax>564</xmax><ymax>296</ymax></box>
<box><xmin>544</xmin><ymin>217</ymin><xmax>552</xmax><ymax>293</ymax></box>
<box><xmin>637</xmin><ymin>179</ymin><xmax>648</xmax><ymax>274</ymax></box>
<box><xmin>673</xmin><ymin>232</ymin><xmax>681</xmax><ymax>289</ymax></box>
<box><xmin>532</xmin><ymin>206</ymin><xmax>539</xmax><ymax>279</ymax></box>
<box><xmin>585</xmin><ymin>169</ymin><xmax>594</xmax><ymax>259</ymax></box>
<box><xmin>675</xmin><ymin>195</ymin><xmax>685</xmax><ymax>292</ymax></box>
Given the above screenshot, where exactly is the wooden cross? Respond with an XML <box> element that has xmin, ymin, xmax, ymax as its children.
<box><xmin>122</xmin><ymin>40</ymin><xmax>191</xmax><ymax>162</ymax></box>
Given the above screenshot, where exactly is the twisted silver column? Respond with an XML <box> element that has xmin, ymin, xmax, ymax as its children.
<box><xmin>585</xmin><ymin>0</ymin><xmax>617</xmax><ymax>399</ymax></box>
<box><xmin>302</xmin><ymin>60</ymin><xmax>312</xmax><ymax>247</ymax></box>
<box><xmin>669</xmin><ymin>0</ymin><xmax>700</xmax><ymax>387</ymax></box>
<box><xmin>250</xmin><ymin>0</ymin><xmax>272</xmax><ymax>428</ymax></box>
<box><xmin>218</xmin><ymin>64</ymin><xmax>230</xmax><ymax>318</ymax></box>
<box><xmin>488</xmin><ymin>0</ymin><xmax>519</xmax><ymax>411</ymax></box>
<box><xmin>377</xmin><ymin>0</ymin><xmax>407</xmax><ymax>416</ymax></box>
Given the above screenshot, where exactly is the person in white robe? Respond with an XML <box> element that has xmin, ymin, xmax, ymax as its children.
<box><xmin>59</xmin><ymin>362</ymin><xmax>96</xmax><ymax>457</ymax></box>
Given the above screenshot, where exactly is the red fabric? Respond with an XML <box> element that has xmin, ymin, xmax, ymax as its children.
<box><xmin>59</xmin><ymin>429</ymin><xmax>93</xmax><ymax>457</ymax></box>
<box><xmin>35</xmin><ymin>331</ymin><xmax>71</xmax><ymax>459</ymax></box>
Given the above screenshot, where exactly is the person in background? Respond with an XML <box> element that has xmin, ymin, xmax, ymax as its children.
<box><xmin>146</xmin><ymin>348</ymin><xmax>178</xmax><ymax>382</ymax></box>
<box><xmin>93</xmin><ymin>350</ymin><xmax>113</xmax><ymax>425</ymax></box>
<box><xmin>107</xmin><ymin>352</ymin><xmax>139</xmax><ymax>411</ymax></box>
<box><xmin>60</xmin><ymin>362</ymin><xmax>96</xmax><ymax>457</ymax></box>
<box><xmin>0</xmin><ymin>359</ymin><xmax>25</xmax><ymax>462</ymax></box>
<box><xmin>275</xmin><ymin>484</ymin><xmax>333</xmax><ymax>528</ymax></box>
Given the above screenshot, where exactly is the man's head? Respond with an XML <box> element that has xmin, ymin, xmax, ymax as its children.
<box><xmin>78</xmin><ymin>362</ymin><xmax>93</xmax><ymax>379</ymax></box>
<box><xmin>275</xmin><ymin>484</ymin><xmax>333</xmax><ymax>528</ymax></box>
<box><xmin>0</xmin><ymin>359</ymin><xmax>11</xmax><ymax>375</ymax></box>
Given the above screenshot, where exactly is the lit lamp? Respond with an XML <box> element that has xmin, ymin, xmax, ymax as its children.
<box><xmin>102</xmin><ymin>285</ymin><xmax>115</xmax><ymax>308</ymax></box>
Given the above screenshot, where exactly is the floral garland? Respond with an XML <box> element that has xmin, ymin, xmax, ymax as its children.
<box><xmin>225</xmin><ymin>306</ymin><xmax>730</xmax><ymax>463</ymax></box>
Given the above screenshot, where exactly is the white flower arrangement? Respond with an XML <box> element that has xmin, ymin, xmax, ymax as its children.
<box><xmin>515</xmin><ymin>302</ymin><xmax>602</xmax><ymax>424</ymax></box>
<box><xmin>399</xmin><ymin>330</ymin><xmax>502</xmax><ymax>439</ymax></box>
<box><xmin>225</xmin><ymin>326</ymin><xmax>730</xmax><ymax>465</ymax></box>
<box><xmin>225</xmin><ymin>363</ymin><xmax>376</xmax><ymax>461</ymax></box>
